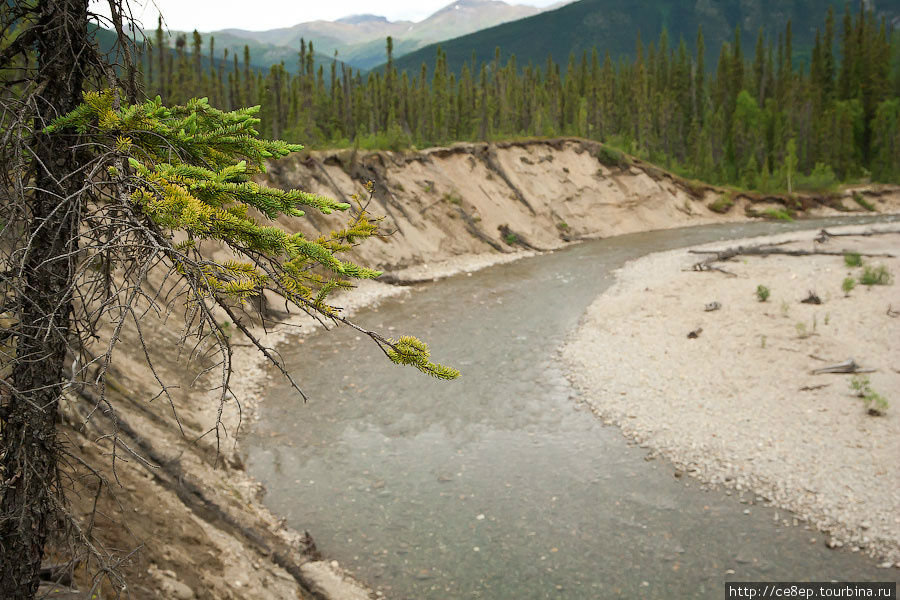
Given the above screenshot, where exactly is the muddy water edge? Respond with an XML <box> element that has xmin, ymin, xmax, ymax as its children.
<box><xmin>247</xmin><ymin>216</ymin><xmax>899</xmax><ymax>599</ymax></box>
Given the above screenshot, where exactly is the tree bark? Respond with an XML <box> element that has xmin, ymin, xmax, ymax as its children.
<box><xmin>0</xmin><ymin>1</ymin><xmax>87</xmax><ymax>597</ymax></box>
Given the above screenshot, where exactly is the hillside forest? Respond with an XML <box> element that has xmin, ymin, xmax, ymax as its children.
<box><xmin>140</xmin><ymin>4</ymin><xmax>900</xmax><ymax>191</ymax></box>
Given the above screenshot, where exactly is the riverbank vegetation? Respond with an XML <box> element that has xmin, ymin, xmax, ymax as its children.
<box><xmin>140</xmin><ymin>4</ymin><xmax>900</xmax><ymax>191</ymax></box>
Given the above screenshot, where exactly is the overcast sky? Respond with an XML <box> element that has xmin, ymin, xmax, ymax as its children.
<box><xmin>98</xmin><ymin>0</ymin><xmax>562</xmax><ymax>32</ymax></box>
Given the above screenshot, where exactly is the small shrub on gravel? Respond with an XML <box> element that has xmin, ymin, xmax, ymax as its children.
<box><xmin>843</xmin><ymin>252</ymin><xmax>863</xmax><ymax>268</ymax></box>
<box><xmin>841</xmin><ymin>277</ymin><xmax>856</xmax><ymax>296</ymax></box>
<box><xmin>443</xmin><ymin>191</ymin><xmax>462</xmax><ymax>205</ymax></box>
<box><xmin>859</xmin><ymin>264</ymin><xmax>892</xmax><ymax>286</ymax></box>
<box><xmin>756</xmin><ymin>284</ymin><xmax>771</xmax><ymax>302</ymax></box>
<box><xmin>850</xmin><ymin>376</ymin><xmax>889</xmax><ymax>416</ymax></box>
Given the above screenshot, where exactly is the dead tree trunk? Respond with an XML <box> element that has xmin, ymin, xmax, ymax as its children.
<box><xmin>0</xmin><ymin>1</ymin><xmax>87</xmax><ymax>597</ymax></box>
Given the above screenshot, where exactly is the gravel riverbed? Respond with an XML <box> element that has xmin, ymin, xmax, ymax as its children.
<box><xmin>563</xmin><ymin>224</ymin><xmax>900</xmax><ymax>568</ymax></box>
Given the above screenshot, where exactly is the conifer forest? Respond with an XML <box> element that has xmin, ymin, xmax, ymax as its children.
<box><xmin>141</xmin><ymin>4</ymin><xmax>900</xmax><ymax>191</ymax></box>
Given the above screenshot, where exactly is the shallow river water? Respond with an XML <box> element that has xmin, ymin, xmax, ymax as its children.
<box><xmin>247</xmin><ymin>217</ymin><xmax>899</xmax><ymax>599</ymax></box>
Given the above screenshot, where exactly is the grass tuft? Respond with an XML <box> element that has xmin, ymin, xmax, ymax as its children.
<box><xmin>859</xmin><ymin>264</ymin><xmax>892</xmax><ymax>286</ymax></box>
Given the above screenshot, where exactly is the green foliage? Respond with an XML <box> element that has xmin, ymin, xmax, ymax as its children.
<box><xmin>708</xmin><ymin>194</ymin><xmax>734</xmax><ymax>213</ymax></box>
<box><xmin>596</xmin><ymin>145</ymin><xmax>628</xmax><ymax>168</ymax></box>
<box><xmin>387</xmin><ymin>0</ymin><xmax>877</xmax><ymax>84</ymax></box>
<box><xmin>48</xmin><ymin>89</ymin><xmax>458</xmax><ymax>380</ymax></box>
<box><xmin>756</xmin><ymin>284</ymin><xmax>771</xmax><ymax>302</ymax></box>
<box><xmin>355</xmin><ymin>122</ymin><xmax>412</xmax><ymax>151</ymax></box>
<box><xmin>504</xmin><ymin>233</ymin><xmax>519</xmax><ymax>245</ymax></box>
<box><xmin>794</xmin><ymin>163</ymin><xmax>838</xmax><ymax>193</ymax></box>
<box><xmin>841</xmin><ymin>276</ymin><xmax>856</xmax><ymax>295</ymax></box>
<box><xmin>843</xmin><ymin>252</ymin><xmax>863</xmax><ymax>267</ymax></box>
<box><xmin>762</xmin><ymin>207</ymin><xmax>794</xmax><ymax>221</ymax></box>
<box><xmin>859</xmin><ymin>264</ymin><xmax>893</xmax><ymax>286</ymax></box>
<box><xmin>442</xmin><ymin>191</ymin><xmax>462</xmax><ymax>205</ymax></box>
<box><xmin>385</xmin><ymin>336</ymin><xmax>460</xmax><ymax>380</ymax></box>
<box><xmin>870</xmin><ymin>99</ymin><xmax>900</xmax><ymax>182</ymax></box>
<box><xmin>852</xmin><ymin>193</ymin><xmax>876</xmax><ymax>211</ymax></box>
<box><xmin>849</xmin><ymin>376</ymin><xmax>889</xmax><ymax>416</ymax></box>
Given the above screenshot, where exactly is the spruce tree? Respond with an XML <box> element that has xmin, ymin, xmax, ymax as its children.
<box><xmin>0</xmin><ymin>5</ymin><xmax>457</xmax><ymax>598</ymax></box>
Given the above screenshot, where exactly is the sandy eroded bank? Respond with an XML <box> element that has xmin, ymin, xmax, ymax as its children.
<box><xmin>564</xmin><ymin>224</ymin><xmax>900</xmax><ymax>567</ymax></box>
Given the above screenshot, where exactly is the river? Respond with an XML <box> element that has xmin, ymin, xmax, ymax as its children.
<box><xmin>247</xmin><ymin>216</ymin><xmax>899</xmax><ymax>599</ymax></box>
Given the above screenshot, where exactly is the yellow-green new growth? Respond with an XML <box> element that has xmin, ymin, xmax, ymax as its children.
<box><xmin>46</xmin><ymin>89</ymin><xmax>458</xmax><ymax>380</ymax></box>
<box><xmin>47</xmin><ymin>90</ymin><xmax>378</xmax><ymax>309</ymax></box>
<box><xmin>385</xmin><ymin>336</ymin><xmax>460</xmax><ymax>380</ymax></box>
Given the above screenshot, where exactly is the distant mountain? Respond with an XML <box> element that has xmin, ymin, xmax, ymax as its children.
<box><xmin>388</xmin><ymin>0</ymin><xmax>900</xmax><ymax>76</ymax></box>
<box><xmin>161</xmin><ymin>0</ymin><xmax>565</xmax><ymax>72</ymax></box>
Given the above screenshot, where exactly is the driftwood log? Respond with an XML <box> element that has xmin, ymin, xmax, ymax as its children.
<box><xmin>811</xmin><ymin>358</ymin><xmax>875</xmax><ymax>375</ymax></box>
<box><xmin>814</xmin><ymin>228</ymin><xmax>900</xmax><ymax>243</ymax></box>
<box><xmin>690</xmin><ymin>237</ymin><xmax>895</xmax><ymax>273</ymax></box>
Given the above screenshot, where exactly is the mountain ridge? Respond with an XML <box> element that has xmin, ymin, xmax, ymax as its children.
<box><xmin>387</xmin><ymin>0</ymin><xmax>900</xmax><ymax>76</ymax></box>
<box><xmin>165</xmin><ymin>0</ymin><xmax>563</xmax><ymax>72</ymax></box>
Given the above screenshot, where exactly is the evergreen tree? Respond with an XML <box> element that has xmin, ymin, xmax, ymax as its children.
<box><xmin>1</xmin><ymin>5</ymin><xmax>458</xmax><ymax>598</ymax></box>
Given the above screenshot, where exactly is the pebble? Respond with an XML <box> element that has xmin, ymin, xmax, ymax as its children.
<box><xmin>743</xmin><ymin>509</ymin><xmax>750</xmax><ymax>515</ymax></box>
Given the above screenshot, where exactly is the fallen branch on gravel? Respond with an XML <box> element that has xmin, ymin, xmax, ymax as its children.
<box><xmin>811</xmin><ymin>358</ymin><xmax>875</xmax><ymax>375</ymax></box>
<box><xmin>799</xmin><ymin>384</ymin><xmax>830</xmax><ymax>391</ymax></box>
<box><xmin>690</xmin><ymin>262</ymin><xmax>737</xmax><ymax>276</ymax></box>
<box><xmin>801</xmin><ymin>291</ymin><xmax>822</xmax><ymax>305</ymax></box>
<box><xmin>689</xmin><ymin>242</ymin><xmax>894</xmax><ymax>273</ymax></box>
<box><xmin>814</xmin><ymin>228</ymin><xmax>900</xmax><ymax>243</ymax></box>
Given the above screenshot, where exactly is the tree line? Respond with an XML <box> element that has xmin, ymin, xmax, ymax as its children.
<box><xmin>140</xmin><ymin>4</ymin><xmax>900</xmax><ymax>190</ymax></box>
